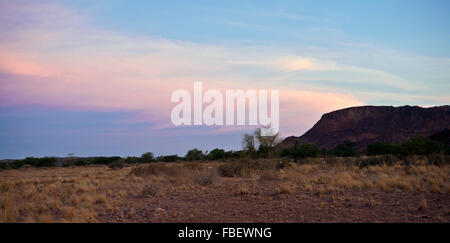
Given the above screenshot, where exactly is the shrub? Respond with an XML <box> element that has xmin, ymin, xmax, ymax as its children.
<box><xmin>367</xmin><ymin>142</ymin><xmax>398</xmax><ymax>155</ymax></box>
<box><xmin>259</xmin><ymin>170</ymin><xmax>280</xmax><ymax>181</ymax></box>
<box><xmin>426</xmin><ymin>153</ymin><xmax>448</xmax><ymax>166</ymax></box>
<box><xmin>141</xmin><ymin>152</ymin><xmax>155</xmax><ymax>163</ymax></box>
<box><xmin>399</xmin><ymin>136</ymin><xmax>445</xmax><ymax>155</ymax></box>
<box><xmin>230</xmin><ymin>150</ymin><xmax>247</xmax><ymax>159</ymax></box>
<box><xmin>108</xmin><ymin>160</ymin><xmax>125</xmax><ymax>169</ymax></box>
<box><xmin>281</xmin><ymin>142</ymin><xmax>322</xmax><ymax>159</ymax></box>
<box><xmin>0</xmin><ymin>162</ymin><xmax>10</xmax><ymax>170</ymax></box>
<box><xmin>156</xmin><ymin>155</ymin><xmax>180</xmax><ymax>162</ymax></box>
<box><xmin>207</xmin><ymin>148</ymin><xmax>226</xmax><ymax>160</ymax></box>
<box><xmin>192</xmin><ymin>169</ymin><xmax>220</xmax><ymax>186</ymax></box>
<box><xmin>75</xmin><ymin>158</ymin><xmax>89</xmax><ymax>166</ymax></box>
<box><xmin>218</xmin><ymin>159</ymin><xmax>279</xmax><ymax>177</ymax></box>
<box><xmin>218</xmin><ymin>161</ymin><xmax>245</xmax><ymax>177</ymax></box>
<box><xmin>10</xmin><ymin>160</ymin><xmax>26</xmax><ymax>169</ymax></box>
<box><xmin>358</xmin><ymin>154</ymin><xmax>397</xmax><ymax>168</ymax></box>
<box><xmin>124</xmin><ymin>156</ymin><xmax>140</xmax><ymax>164</ymax></box>
<box><xmin>130</xmin><ymin>163</ymin><xmax>183</xmax><ymax>177</ymax></box>
<box><xmin>141</xmin><ymin>183</ymin><xmax>160</xmax><ymax>197</ymax></box>
<box><xmin>23</xmin><ymin>157</ymin><xmax>57</xmax><ymax>167</ymax></box>
<box><xmin>185</xmin><ymin>148</ymin><xmax>204</xmax><ymax>161</ymax></box>
<box><xmin>330</xmin><ymin>141</ymin><xmax>357</xmax><ymax>157</ymax></box>
<box><xmin>89</xmin><ymin>156</ymin><xmax>121</xmax><ymax>165</ymax></box>
<box><xmin>257</xmin><ymin>145</ymin><xmax>272</xmax><ymax>158</ymax></box>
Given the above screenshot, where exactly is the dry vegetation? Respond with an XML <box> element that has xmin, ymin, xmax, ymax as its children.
<box><xmin>0</xmin><ymin>156</ymin><xmax>449</xmax><ymax>222</ymax></box>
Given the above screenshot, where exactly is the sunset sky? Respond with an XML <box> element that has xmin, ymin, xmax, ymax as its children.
<box><xmin>1</xmin><ymin>0</ymin><xmax>449</xmax><ymax>159</ymax></box>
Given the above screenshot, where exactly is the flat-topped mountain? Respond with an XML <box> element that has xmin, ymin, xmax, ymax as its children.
<box><xmin>282</xmin><ymin>105</ymin><xmax>450</xmax><ymax>151</ymax></box>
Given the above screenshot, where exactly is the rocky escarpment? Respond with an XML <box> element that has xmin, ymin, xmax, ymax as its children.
<box><xmin>282</xmin><ymin>105</ymin><xmax>450</xmax><ymax>151</ymax></box>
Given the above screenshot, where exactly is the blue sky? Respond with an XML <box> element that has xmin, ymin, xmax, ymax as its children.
<box><xmin>65</xmin><ymin>0</ymin><xmax>450</xmax><ymax>56</ymax></box>
<box><xmin>0</xmin><ymin>0</ymin><xmax>449</xmax><ymax>159</ymax></box>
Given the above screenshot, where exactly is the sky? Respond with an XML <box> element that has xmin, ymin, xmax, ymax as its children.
<box><xmin>0</xmin><ymin>0</ymin><xmax>449</xmax><ymax>159</ymax></box>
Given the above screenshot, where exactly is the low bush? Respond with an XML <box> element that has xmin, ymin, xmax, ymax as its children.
<box><xmin>426</xmin><ymin>153</ymin><xmax>448</xmax><ymax>166</ymax></box>
<box><xmin>192</xmin><ymin>169</ymin><xmax>220</xmax><ymax>186</ymax></box>
<box><xmin>358</xmin><ymin>154</ymin><xmax>397</xmax><ymax>168</ymax></box>
<box><xmin>367</xmin><ymin>142</ymin><xmax>398</xmax><ymax>155</ymax></box>
<box><xmin>207</xmin><ymin>148</ymin><xmax>226</xmax><ymax>160</ymax></box>
<box><xmin>218</xmin><ymin>159</ymin><xmax>279</xmax><ymax>177</ymax></box>
<box><xmin>330</xmin><ymin>141</ymin><xmax>357</xmax><ymax>157</ymax></box>
<box><xmin>281</xmin><ymin>142</ymin><xmax>322</xmax><ymax>160</ymax></box>
<box><xmin>399</xmin><ymin>136</ymin><xmax>445</xmax><ymax>155</ymax></box>
<box><xmin>124</xmin><ymin>156</ymin><xmax>140</xmax><ymax>164</ymax></box>
<box><xmin>130</xmin><ymin>163</ymin><xmax>183</xmax><ymax>177</ymax></box>
<box><xmin>185</xmin><ymin>148</ymin><xmax>204</xmax><ymax>161</ymax></box>
<box><xmin>156</xmin><ymin>155</ymin><xmax>180</xmax><ymax>162</ymax></box>
<box><xmin>108</xmin><ymin>160</ymin><xmax>125</xmax><ymax>169</ymax></box>
<box><xmin>88</xmin><ymin>156</ymin><xmax>121</xmax><ymax>165</ymax></box>
<box><xmin>141</xmin><ymin>183</ymin><xmax>160</xmax><ymax>197</ymax></box>
<box><xmin>141</xmin><ymin>152</ymin><xmax>155</xmax><ymax>163</ymax></box>
<box><xmin>218</xmin><ymin>161</ymin><xmax>245</xmax><ymax>177</ymax></box>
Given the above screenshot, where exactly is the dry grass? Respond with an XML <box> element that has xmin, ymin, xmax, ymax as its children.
<box><xmin>141</xmin><ymin>183</ymin><xmax>161</xmax><ymax>197</ymax></box>
<box><xmin>277</xmin><ymin>183</ymin><xmax>295</xmax><ymax>194</ymax></box>
<box><xmin>280</xmin><ymin>159</ymin><xmax>450</xmax><ymax>193</ymax></box>
<box><xmin>0</xmin><ymin>157</ymin><xmax>448</xmax><ymax>222</ymax></box>
<box><xmin>237</xmin><ymin>184</ymin><xmax>250</xmax><ymax>195</ymax></box>
<box><xmin>419</xmin><ymin>198</ymin><xmax>428</xmax><ymax>211</ymax></box>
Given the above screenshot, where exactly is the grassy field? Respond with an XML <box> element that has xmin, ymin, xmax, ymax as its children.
<box><xmin>1</xmin><ymin>156</ymin><xmax>449</xmax><ymax>222</ymax></box>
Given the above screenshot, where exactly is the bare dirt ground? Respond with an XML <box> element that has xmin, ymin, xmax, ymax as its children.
<box><xmin>1</xmin><ymin>158</ymin><xmax>449</xmax><ymax>222</ymax></box>
<box><xmin>99</xmin><ymin>179</ymin><xmax>450</xmax><ymax>223</ymax></box>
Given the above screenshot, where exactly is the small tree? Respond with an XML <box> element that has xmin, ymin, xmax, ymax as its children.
<box><xmin>330</xmin><ymin>141</ymin><xmax>357</xmax><ymax>157</ymax></box>
<box><xmin>281</xmin><ymin>141</ymin><xmax>322</xmax><ymax>160</ymax></box>
<box><xmin>254</xmin><ymin>128</ymin><xmax>281</xmax><ymax>148</ymax></box>
<box><xmin>208</xmin><ymin>148</ymin><xmax>226</xmax><ymax>160</ymax></box>
<box><xmin>399</xmin><ymin>136</ymin><xmax>445</xmax><ymax>155</ymax></box>
<box><xmin>242</xmin><ymin>133</ymin><xmax>256</xmax><ymax>151</ymax></box>
<box><xmin>141</xmin><ymin>152</ymin><xmax>155</xmax><ymax>163</ymax></box>
<box><xmin>185</xmin><ymin>148</ymin><xmax>204</xmax><ymax>161</ymax></box>
<box><xmin>367</xmin><ymin>142</ymin><xmax>398</xmax><ymax>155</ymax></box>
<box><xmin>254</xmin><ymin>128</ymin><xmax>281</xmax><ymax>158</ymax></box>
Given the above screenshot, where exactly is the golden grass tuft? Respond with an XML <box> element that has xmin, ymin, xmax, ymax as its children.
<box><xmin>277</xmin><ymin>183</ymin><xmax>295</xmax><ymax>195</ymax></box>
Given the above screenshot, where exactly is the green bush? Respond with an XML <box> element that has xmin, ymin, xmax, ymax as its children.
<box><xmin>281</xmin><ymin>142</ymin><xmax>322</xmax><ymax>159</ymax></box>
<box><xmin>218</xmin><ymin>161</ymin><xmax>245</xmax><ymax>177</ymax></box>
<box><xmin>426</xmin><ymin>153</ymin><xmax>448</xmax><ymax>166</ymax></box>
<box><xmin>207</xmin><ymin>148</ymin><xmax>226</xmax><ymax>160</ymax></box>
<box><xmin>156</xmin><ymin>155</ymin><xmax>180</xmax><ymax>162</ymax></box>
<box><xmin>89</xmin><ymin>156</ymin><xmax>121</xmax><ymax>165</ymax></box>
<box><xmin>23</xmin><ymin>157</ymin><xmax>57</xmax><ymax>167</ymax></box>
<box><xmin>108</xmin><ymin>160</ymin><xmax>125</xmax><ymax>169</ymax></box>
<box><xmin>358</xmin><ymin>154</ymin><xmax>397</xmax><ymax>168</ymax></box>
<box><xmin>124</xmin><ymin>156</ymin><xmax>140</xmax><ymax>164</ymax></box>
<box><xmin>141</xmin><ymin>152</ymin><xmax>155</xmax><ymax>163</ymax></box>
<box><xmin>399</xmin><ymin>136</ymin><xmax>445</xmax><ymax>155</ymax></box>
<box><xmin>185</xmin><ymin>148</ymin><xmax>204</xmax><ymax>161</ymax></box>
<box><xmin>74</xmin><ymin>158</ymin><xmax>89</xmax><ymax>166</ymax></box>
<box><xmin>330</xmin><ymin>141</ymin><xmax>357</xmax><ymax>157</ymax></box>
<box><xmin>367</xmin><ymin>142</ymin><xmax>398</xmax><ymax>155</ymax></box>
<box><xmin>218</xmin><ymin>159</ymin><xmax>279</xmax><ymax>177</ymax></box>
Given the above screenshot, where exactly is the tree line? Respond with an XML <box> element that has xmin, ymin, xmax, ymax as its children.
<box><xmin>1</xmin><ymin>129</ymin><xmax>448</xmax><ymax>170</ymax></box>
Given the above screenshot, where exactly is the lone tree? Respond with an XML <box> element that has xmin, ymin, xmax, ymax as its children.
<box><xmin>141</xmin><ymin>152</ymin><xmax>155</xmax><ymax>162</ymax></box>
<box><xmin>185</xmin><ymin>148</ymin><xmax>204</xmax><ymax>161</ymax></box>
<box><xmin>242</xmin><ymin>133</ymin><xmax>256</xmax><ymax>152</ymax></box>
<box><xmin>242</xmin><ymin>128</ymin><xmax>281</xmax><ymax>158</ymax></box>
<box><xmin>254</xmin><ymin>128</ymin><xmax>280</xmax><ymax>149</ymax></box>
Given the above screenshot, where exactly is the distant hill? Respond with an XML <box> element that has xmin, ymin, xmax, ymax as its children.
<box><xmin>281</xmin><ymin>105</ymin><xmax>450</xmax><ymax>151</ymax></box>
<box><xmin>428</xmin><ymin>128</ymin><xmax>450</xmax><ymax>146</ymax></box>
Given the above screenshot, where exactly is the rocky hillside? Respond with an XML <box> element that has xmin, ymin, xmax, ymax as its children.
<box><xmin>282</xmin><ymin>105</ymin><xmax>450</xmax><ymax>151</ymax></box>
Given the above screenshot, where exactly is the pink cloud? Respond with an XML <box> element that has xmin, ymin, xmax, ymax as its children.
<box><xmin>0</xmin><ymin>1</ymin><xmax>366</xmax><ymax>138</ymax></box>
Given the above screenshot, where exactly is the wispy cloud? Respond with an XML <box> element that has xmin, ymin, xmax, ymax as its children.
<box><xmin>0</xmin><ymin>0</ymin><xmax>448</xmax><ymax>139</ymax></box>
